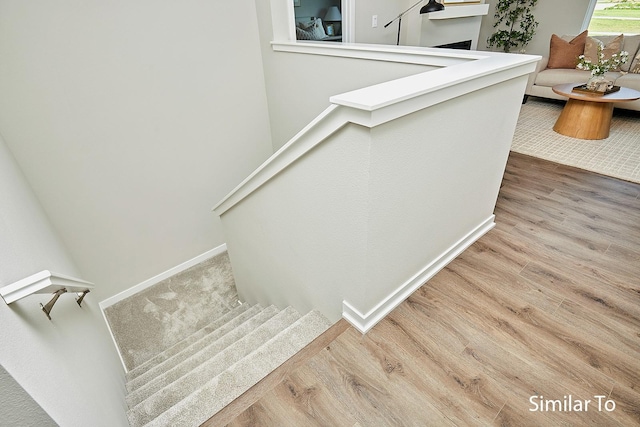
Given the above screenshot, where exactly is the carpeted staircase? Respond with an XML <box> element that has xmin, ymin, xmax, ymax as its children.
<box><xmin>104</xmin><ymin>253</ymin><xmax>332</xmax><ymax>427</ymax></box>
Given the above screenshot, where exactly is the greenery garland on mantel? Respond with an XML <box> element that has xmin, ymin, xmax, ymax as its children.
<box><xmin>487</xmin><ymin>0</ymin><xmax>539</xmax><ymax>53</ymax></box>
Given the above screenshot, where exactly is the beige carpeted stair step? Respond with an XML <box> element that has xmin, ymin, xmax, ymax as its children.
<box><xmin>125</xmin><ymin>305</ymin><xmax>280</xmax><ymax>405</ymax></box>
<box><xmin>126</xmin><ymin>306</ymin><xmax>303</xmax><ymax>427</ymax></box>
<box><xmin>143</xmin><ymin>309</ymin><xmax>332</xmax><ymax>427</ymax></box>
<box><xmin>126</xmin><ymin>304</ymin><xmax>269</xmax><ymax>394</ymax></box>
<box><xmin>126</xmin><ymin>303</ymin><xmax>252</xmax><ymax>382</ymax></box>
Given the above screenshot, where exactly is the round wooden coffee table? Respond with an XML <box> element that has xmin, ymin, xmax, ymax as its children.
<box><xmin>552</xmin><ymin>83</ymin><xmax>640</xmax><ymax>140</ymax></box>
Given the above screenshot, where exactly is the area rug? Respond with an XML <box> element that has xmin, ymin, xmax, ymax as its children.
<box><xmin>511</xmin><ymin>98</ymin><xmax>640</xmax><ymax>184</ymax></box>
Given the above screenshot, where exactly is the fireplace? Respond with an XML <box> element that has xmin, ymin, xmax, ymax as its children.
<box><xmin>435</xmin><ymin>40</ymin><xmax>472</xmax><ymax>50</ymax></box>
<box><xmin>419</xmin><ymin>4</ymin><xmax>489</xmax><ymax>50</ymax></box>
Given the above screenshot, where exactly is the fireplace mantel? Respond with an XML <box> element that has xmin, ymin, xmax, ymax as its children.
<box><xmin>420</xmin><ymin>3</ymin><xmax>490</xmax><ymax>50</ymax></box>
<box><xmin>427</xmin><ymin>4</ymin><xmax>490</xmax><ymax>20</ymax></box>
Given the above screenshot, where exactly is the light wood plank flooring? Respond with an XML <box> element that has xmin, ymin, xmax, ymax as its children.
<box><xmin>214</xmin><ymin>152</ymin><xmax>640</xmax><ymax>426</ymax></box>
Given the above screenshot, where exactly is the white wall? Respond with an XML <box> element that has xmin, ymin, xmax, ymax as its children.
<box><xmin>478</xmin><ymin>0</ymin><xmax>590</xmax><ymax>55</ymax></box>
<box><xmin>347</xmin><ymin>0</ymin><xmax>589</xmax><ymax>54</ymax></box>
<box><xmin>0</xmin><ymin>364</ymin><xmax>57</xmax><ymax>427</ymax></box>
<box><xmin>0</xmin><ymin>135</ymin><xmax>128</xmax><ymax>426</ymax></box>
<box><xmin>0</xmin><ymin>0</ymin><xmax>274</xmax><ymax>299</ymax></box>
<box><xmin>219</xmin><ymin>72</ymin><xmax>529</xmax><ymax>328</ymax></box>
<box><xmin>260</xmin><ymin>52</ymin><xmax>432</xmax><ymax>149</ymax></box>
<box><xmin>359</xmin><ymin>80</ymin><xmax>520</xmax><ymax>311</ymax></box>
<box><xmin>351</xmin><ymin>0</ymin><xmax>489</xmax><ymax>48</ymax></box>
<box><xmin>256</xmin><ymin>0</ymin><xmax>436</xmax><ymax>149</ymax></box>
<box><xmin>222</xmin><ymin>123</ymin><xmax>371</xmax><ymax>320</ymax></box>
<box><xmin>353</xmin><ymin>0</ymin><xmax>413</xmax><ymax>45</ymax></box>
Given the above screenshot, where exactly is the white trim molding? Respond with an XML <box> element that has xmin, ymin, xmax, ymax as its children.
<box><xmin>214</xmin><ymin>49</ymin><xmax>538</xmax><ymax>216</ymax></box>
<box><xmin>582</xmin><ymin>0</ymin><xmax>598</xmax><ymax>32</ymax></box>
<box><xmin>271</xmin><ymin>41</ymin><xmax>480</xmax><ymax>67</ymax></box>
<box><xmin>427</xmin><ymin>4</ymin><xmax>489</xmax><ymax>20</ymax></box>
<box><xmin>341</xmin><ymin>0</ymin><xmax>355</xmax><ymax>43</ymax></box>
<box><xmin>0</xmin><ymin>271</ymin><xmax>94</xmax><ymax>305</ymax></box>
<box><xmin>342</xmin><ymin>216</ymin><xmax>495</xmax><ymax>334</ymax></box>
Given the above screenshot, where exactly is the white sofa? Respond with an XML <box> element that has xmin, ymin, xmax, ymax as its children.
<box><xmin>526</xmin><ymin>34</ymin><xmax>640</xmax><ymax>111</ymax></box>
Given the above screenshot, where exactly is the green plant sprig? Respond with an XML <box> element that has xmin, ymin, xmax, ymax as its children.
<box><xmin>487</xmin><ymin>0</ymin><xmax>539</xmax><ymax>53</ymax></box>
<box><xmin>576</xmin><ymin>43</ymin><xmax>629</xmax><ymax>76</ymax></box>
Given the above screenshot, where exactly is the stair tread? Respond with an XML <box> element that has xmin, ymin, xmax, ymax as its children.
<box><xmin>125</xmin><ymin>305</ymin><xmax>280</xmax><ymax>405</ymax></box>
<box><xmin>127</xmin><ymin>306</ymin><xmax>303</xmax><ymax>427</ymax></box>
<box><xmin>143</xmin><ymin>310</ymin><xmax>332</xmax><ymax>427</ymax></box>
<box><xmin>126</xmin><ymin>303</ymin><xmax>251</xmax><ymax>381</ymax></box>
<box><xmin>126</xmin><ymin>304</ymin><xmax>269</xmax><ymax>393</ymax></box>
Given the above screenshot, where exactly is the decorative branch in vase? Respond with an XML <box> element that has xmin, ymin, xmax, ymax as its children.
<box><xmin>487</xmin><ymin>0</ymin><xmax>538</xmax><ymax>53</ymax></box>
<box><xmin>577</xmin><ymin>43</ymin><xmax>629</xmax><ymax>91</ymax></box>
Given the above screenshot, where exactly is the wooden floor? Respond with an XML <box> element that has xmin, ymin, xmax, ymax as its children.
<box><xmin>214</xmin><ymin>153</ymin><xmax>640</xmax><ymax>426</ymax></box>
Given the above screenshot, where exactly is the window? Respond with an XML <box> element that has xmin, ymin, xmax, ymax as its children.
<box><xmin>293</xmin><ymin>2</ymin><xmax>343</xmax><ymax>43</ymax></box>
<box><xmin>587</xmin><ymin>0</ymin><xmax>640</xmax><ymax>35</ymax></box>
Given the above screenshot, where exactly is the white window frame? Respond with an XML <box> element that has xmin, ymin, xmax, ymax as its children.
<box><xmin>275</xmin><ymin>0</ymin><xmax>355</xmax><ymax>43</ymax></box>
<box><xmin>581</xmin><ymin>0</ymin><xmax>598</xmax><ymax>32</ymax></box>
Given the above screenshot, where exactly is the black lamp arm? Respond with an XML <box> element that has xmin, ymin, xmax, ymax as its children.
<box><xmin>384</xmin><ymin>0</ymin><xmax>425</xmax><ymax>28</ymax></box>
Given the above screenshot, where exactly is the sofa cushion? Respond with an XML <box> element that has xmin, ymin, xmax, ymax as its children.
<box><xmin>629</xmin><ymin>50</ymin><xmax>640</xmax><ymax>73</ymax></box>
<box><xmin>548</xmin><ymin>31</ymin><xmax>588</xmax><ymax>69</ymax></box>
<box><xmin>535</xmin><ymin>69</ymin><xmax>622</xmax><ymax>88</ymax></box>
<box><xmin>615</xmin><ymin>74</ymin><xmax>640</xmax><ymax>91</ymax></box>
<box><xmin>620</xmin><ymin>34</ymin><xmax>640</xmax><ymax>72</ymax></box>
<box><xmin>582</xmin><ymin>34</ymin><xmax>624</xmax><ymax>70</ymax></box>
<box><xmin>298</xmin><ymin>18</ymin><xmax>327</xmax><ymax>40</ymax></box>
<box><xmin>566</xmin><ymin>34</ymin><xmax>639</xmax><ymax>72</ymax></box>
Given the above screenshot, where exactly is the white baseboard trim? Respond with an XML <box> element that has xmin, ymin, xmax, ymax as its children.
<box><xmin>99</xmin><ymin>244</ymin><xmax>227</xmax><ymax>310</ymax></box>
<box><xmin>98</xmin><ymin>244</ymin><xmax>227</xmax><ymax>372</ymax></box>
<box><xmin>100</xmin><ymin>304</ymin><xmax>130</xmax><ymax>372</ymax></box>
<box><xmin>342</xmin><ymin>216</ymin><xmax>495</xmax><ymax>334</ymax></box>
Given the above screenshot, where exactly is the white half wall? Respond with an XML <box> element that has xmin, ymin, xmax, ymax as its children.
<box><xmin>256</xmin><ymin>0</ymin><xmax>436</xmax><ymax>150</ymax></box>
<box><xmin>0</xmin><ymin>0</ymin><xmax>274</xmax><ymax>300</ymax></box>
<box><xmin>217</xmin><ymin>68</ymin><xmax>530</xmax><ymax>330</ymax></box>
<box><xmin>0</xmin><ymin>134</ymin><xmax>128</xmax><ymax>426</ymax></box>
